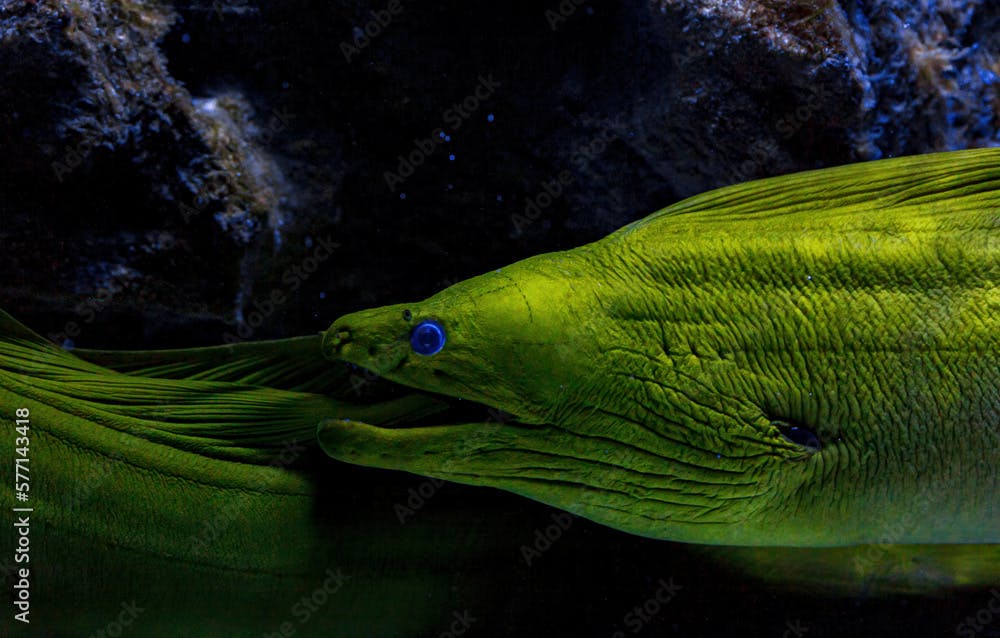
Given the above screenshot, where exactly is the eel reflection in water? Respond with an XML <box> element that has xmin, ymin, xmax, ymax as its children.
<box><xmin>318</xmin><ymin>148</ymin><xmax>1000</xmax><ymax>591</ymax></box>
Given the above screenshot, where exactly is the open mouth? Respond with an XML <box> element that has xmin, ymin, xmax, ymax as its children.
<box><xmin>336</xmin><ymin>361</ymin><xmax>535</xmax><ymax>431</ymax></box>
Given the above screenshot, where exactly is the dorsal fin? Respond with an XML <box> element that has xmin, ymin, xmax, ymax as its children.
<box><xmin>615</xmin><ymin>147</ymin><xmax>1000</xmax><ymax>235</ymax></box>
<box><xmin>74</xmin><ymin>334</ymin><xmax>344</xmax><ymax>393</ymax></box>
<box><xmin>0</xmin><ymin>308</ymin><xmax>446</xmax><ymax>463</ymax></box>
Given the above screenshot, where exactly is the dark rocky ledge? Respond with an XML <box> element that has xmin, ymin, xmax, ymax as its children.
<box><xmin>1</xmin><ymin>0</ymin><xmax>996</xmax><ymax>348</ymax></box>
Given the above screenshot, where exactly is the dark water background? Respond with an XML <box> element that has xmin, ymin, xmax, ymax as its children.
<box><xmin>2</xmin><ymin>0</ymin><xmax>999</xmax><ymax>636</ymax></box>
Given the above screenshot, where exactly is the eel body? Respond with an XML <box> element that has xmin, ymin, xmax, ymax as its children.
<box><xmin>0</xmin><ymin>149</ymin><xmax>996</xmax><ymax>613</ymax></box>
<box><xmin>318</xmin><ymin>149</ymin><xmax>1000</xmax><ymax>589</ymax></box>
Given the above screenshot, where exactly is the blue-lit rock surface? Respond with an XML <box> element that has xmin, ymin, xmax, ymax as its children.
<box><xmin>1</xmin><ymin>0</ymin><xmax>997</xmax><ymax>348</ymax></box>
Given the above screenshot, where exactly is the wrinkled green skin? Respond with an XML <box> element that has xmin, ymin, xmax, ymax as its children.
<box><xmin>0</xmin><ymin>149</ymin><xmax>996</xmax><ymax>616</ymax></box>
<box><xmin>320</xmin><ymin>149</ymin><xmax>1000</xmax><ymax>550</ymax></box>
<box><xmin>0</xmin><ymin>326</ymin><xmax>523</xmax><ymax>635</ymax></box>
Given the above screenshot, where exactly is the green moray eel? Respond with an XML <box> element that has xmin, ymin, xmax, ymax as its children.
<box><xmin>317</xmin><ymin>149</ymin><xmax>1000</xmax><ymax>584</ymax></box>
<box><xmin>0</xmin><ymin>312</ymin><xmax>539</xmax><ymax>635</ymax></box>
<box><xmin>1</xmin><ymin>148</ymin><xmax>997</xmax><ymax>616</ymax></box>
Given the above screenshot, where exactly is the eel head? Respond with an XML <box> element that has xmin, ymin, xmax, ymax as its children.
<box><xmin>318</xmin><ymin>248</ymin><xmax>820</xmax><ymax>546</ymax></box>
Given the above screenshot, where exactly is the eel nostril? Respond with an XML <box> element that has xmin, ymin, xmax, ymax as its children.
<box><xmin>326</xmin><ymin>326</ymin><xmax>352</xmax><ymax>351</ymax></box>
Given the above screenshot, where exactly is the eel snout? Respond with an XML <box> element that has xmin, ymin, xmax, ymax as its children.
<box><xmin>322</xmin><ymin>305</ymin><xmax>413</xmax><ymax>374</ymax></box>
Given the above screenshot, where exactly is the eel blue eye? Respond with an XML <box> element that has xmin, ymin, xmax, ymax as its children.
<box><xmin>410</xmin><ymin>320</ymin><xmax>446</xmax><ymax>356</ymax></box>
